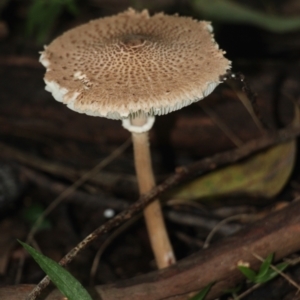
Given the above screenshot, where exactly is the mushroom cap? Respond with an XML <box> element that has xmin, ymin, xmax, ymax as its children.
<box><xmin>40</xmin><ymin>8</ymin><xmax>231</xmax><ymax>120</ymax></box>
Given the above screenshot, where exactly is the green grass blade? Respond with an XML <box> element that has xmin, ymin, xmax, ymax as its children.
<box><xmin>257</xmin><ymin>253</ymin><xmax>273</xmax><ymax>279</ymax></box>
<box><xmin>65</xmin><ymin>0</ymin><xmax>79</xmax><ymax>15</ymax></box>
<box><xmin>237</xmin><ymin>266</ymin><xmax>256</xmax><ymax>282</ymax></box>
<box><xmin>275</xmin><ymin>262</ymin><xmax>289</xmax><ymax>272</ymax></box>
<box><xmin>189</xmin><ymin>283</ymin><xmax>214</xmax><ymax>300</ymax></box>
<box><xmin>22</xmin><ymin>203</ymin><xmax>51</xmax><ymax>231</ymax></box>
<box><xmin>26</xmin><ymin>0</ymin><xmax>79</xmax><ymax>44</ymax></box>
<box><xmin>255</xmin><ymin>262</ymin><xmax>289</xmax><ymax>283</ymax></box>
<box><xmin>192</xmin><ymin>0</ymin><xmax>300</xmax><ymax>33</ymax></box>
<box><xmin>19</xmin><ymin>241</ymin><xmax>92</xmax><ymax>300</ymax></box>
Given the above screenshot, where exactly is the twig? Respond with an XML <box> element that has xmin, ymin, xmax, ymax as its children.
<box><xmin>25</xmin><ymin>125</ymin><xmax>300</xmax><ymax>299</ymax></box>
<box><xmin>16</xmin><ymin>139</ymin><xmax>131</xmax><ymax>285</ymax></box>
<box><xmin>89</xmin><ymin>214</ymin><xmax>141</xmax><ymax>285</ymax></box>
<box><xmin>166</xmin><ymin>211</ymin><xmax>242</xmax><ymax>236</ymax></box>
<box><xmin>203</xmin><ymin>214</ymin><xmax>252</xmax><ymax>249</ymax></box>
<box><xmin>95</xmin><ymin>198</ymin><xmax>300</xmax><ymax>300</ymax></box>
<box><xmin>200</xmin><ymin>101</ymin><xmax>244</xmax><ymax>147</ymax></box>
<box><xmin>0</xmin><ymin>141</ymin><xmax>136</xmax><ymax>191</ymax></box>
<box><xmin>26</xmin><ymin>138</ymin><xmax>131</xmax><ymax>243</ymax></box>
<box><xmin>233</xmin><ymin>282</ymin><xmax>261</xmax><ymax>300</ymax></box>
<box><xmin>235</xmin><ymin>251</ymin><xmax>300</xmax><ymax>300</ymax></box>
<box><xmin>252</xmin><ymin>252</ymin><xmax>300</xmax><ymax>292</ymax></box>
<box><xmin>21</xmin><ymin>167</ymin><xmax>129</xmax><ymax>211</ymax></box>
<box><xmin>228</xmin><ymin>72</ymin><xmax>269</xmax><ymax>132</ymax></box>
<box><xmin>0</xmin><ymin>198</ymin><xmax>300</xmax><ymax>300</ymax></box>
<box><xmin>284</xmin><ymin>256</ymin><xmax>300</xmax><ymax>266</ymax></box>
<box><xmin>0</xmin><ymin>56</ymin><xmax>41</xmax><ymax>68</ymax></box>
<box><xmin>4</xmin><ymin>192</ymin><xmax>300</xmax><ymax>299</ymax></box>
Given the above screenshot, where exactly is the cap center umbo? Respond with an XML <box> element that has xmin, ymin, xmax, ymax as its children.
<box><xmin>120</xmin><ymin>34</ymin><xmax>148</xmax><ymax>48</ymax></box>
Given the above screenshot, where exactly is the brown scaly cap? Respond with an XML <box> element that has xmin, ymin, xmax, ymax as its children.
<box><xmin>40</xmin><ymin>8</ymin><xmax>231</xmax><ymax>120</ymax></box>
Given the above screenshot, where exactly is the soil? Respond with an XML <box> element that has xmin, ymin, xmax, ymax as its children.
<box><xmin>0</xmin><ymin>0</ymin><xmax>300</xmax><ymax>299</ymax></box>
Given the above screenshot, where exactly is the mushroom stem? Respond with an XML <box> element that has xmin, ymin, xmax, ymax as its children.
<box><xmin>131</xmin><ymin>116</ymin><xmax>176</xmax><ymax>269</ymax></box>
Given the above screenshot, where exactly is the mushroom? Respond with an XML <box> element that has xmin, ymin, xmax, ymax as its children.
<box><xmin>39</xmin><ymin>8</ymin><xmax>231</xmax><ymax>269</ymax></box>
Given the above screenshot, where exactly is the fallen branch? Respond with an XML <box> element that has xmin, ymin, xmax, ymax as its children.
<box><xmin>2</xmin><ymin>198</ymin><xmax>300</xmax><ymax>299</ymax></box>
<box><xmin>96</xmin><ymin>199</ymin><xmax>300</xmax><ymax>300</ymax></box>
<box><xmin>22</xmin><ymin>167</ymin><xmax>129</xmax><ymax>211</ymax></box>
<box><xmin>23</xmin><ymin>124</ymin><xmax>300</xmax><ymax>299</ymax></box>
<box><xmin>0</xmin><ymin>141</ymin><xmax>136</xmax><ymax>192</ymax></box>
<box><xmin>0</xmin><ymin>56</ymin><xmax>41</xmax><ymax>68</ymax></box>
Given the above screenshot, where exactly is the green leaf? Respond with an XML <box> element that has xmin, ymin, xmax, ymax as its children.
<box><xmin>0</xmin><ymin>0</ymin><xmax>9</xmax><ymax>12</ymax></box>
<box><xmin>275</xmin><ymin>262</ymin><xmax>289</xmax><ymax>272</ymax></box>
<box><xmin>255</xmin><ymin>262</ymin><xmax>289</xmax><ymax>283</ymax></box>
<box><xmin>192</xmin><ymin>0</ymin><xmax>300</xmax><ymax>33</ymax></box>
<box><xmin>19</xmin><ymin>241</ymin><xmax>93</xmax><ymax>300</ymax></box>
<box><xmin>168</xmin><ymin>139</ymin><xmax>296</xmax><ymax>201</ymax></box>
<box><xmin>65</xmin><ymin>0</ymin><xmax>79</xmax><ymax>15</ymax></box>
<box><xmin>26</xmin><ymin>0</ymin><xmax>79</xmax><ymax>44</ymax></box>
<box><xmin>168</xmin><ymin>93</ymin><xmax>300</xmax><ymax>204</ymax></box>
<box><xmin>189</xmin><ymin>283</ymin><xmax>214</xmax><ymax>300</ymax></box>
<box><xmin>237</xmin><ymin>266</ymin><xmax>257</xmax><ymax>282</ymax></box>
<box><xmin>223</xmin><ymin>284</ymin><xmax>242</xmax><ymax>294</ymax></box>
<box><xmin>257</xmin><ymin>254</ymin><xmax>273</xmax><ymax>279</ymax></box>
<box><xmin>22</xmin><ymin>203</ymin><xmax>51</xmax><ymax>231</ymax></box>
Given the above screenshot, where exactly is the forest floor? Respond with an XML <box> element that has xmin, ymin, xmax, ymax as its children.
<box><xmin>0</xmin><ymin>1</ymin><xmax>300</xmax><ymax>299</ymax></box>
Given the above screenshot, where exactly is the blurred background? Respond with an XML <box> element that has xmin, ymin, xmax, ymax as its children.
<box><xmin>0</xmin><ymin>0</ymin><xmax>300</xmax><ymax>298</ymax></box>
